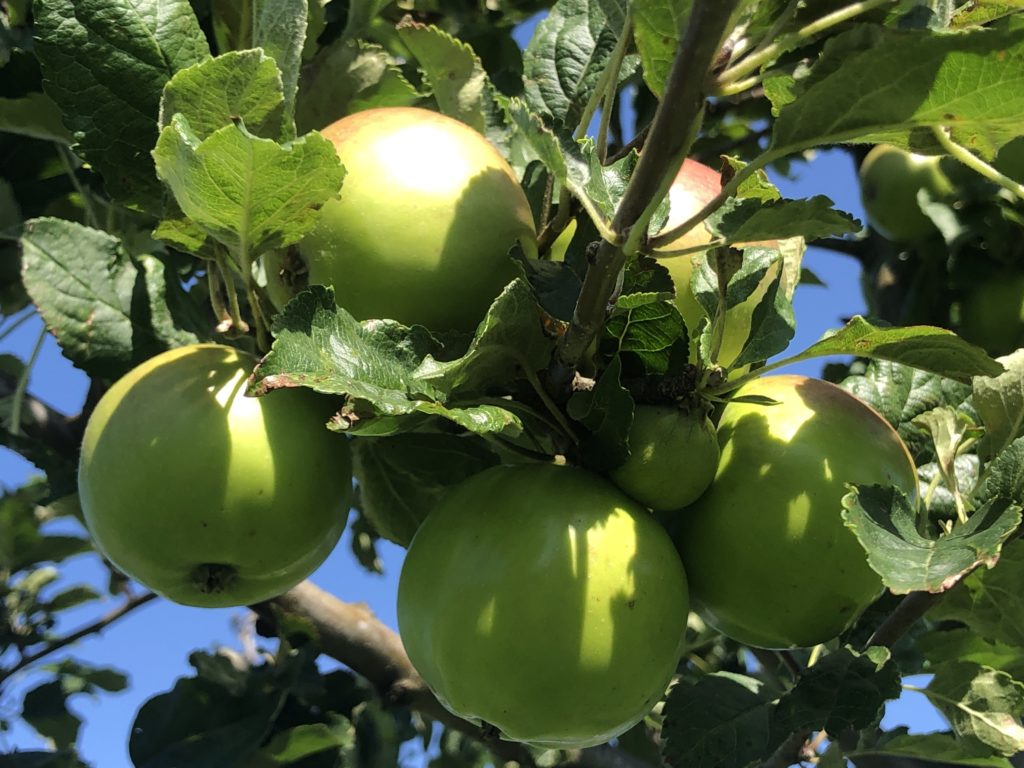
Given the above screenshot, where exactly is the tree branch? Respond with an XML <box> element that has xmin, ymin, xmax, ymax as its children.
<box><xmin>551</xmin><ymin>0</ymin><xmax>742</xmax><ymax>386</ymax></box>
<box><xmin>0</xmin><ymin>371</ymin><xmax>80</xmax><ymax>457</ymax></box>
<box><xmin>761</xmin><ymin>591</ymin><xmax>945</xmax><ymax>768</ymax></box>
<box><xmin>0</xmin><ymin>591</ymin><xmax>158</xmax><ymax>687</ymax></box>
<box><xmin>259</xmin><ymin>581</ymin><xmax>536</xmax><ymax>766</ymax></box>
<box><xmin>866</xmin><ymin>591</ymin><xmax>943</xmax><ymax>649</ymax></box>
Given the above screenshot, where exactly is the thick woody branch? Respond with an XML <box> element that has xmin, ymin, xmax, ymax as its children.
<box><xmin>553</xmin><ymin>0</ymin><xmax>741</xmax><ymax>381</ymax></box>
<box><xmin>260</xmin><ymin>581</ymin><xmax>536</xmax><ymax>766</ymax></box>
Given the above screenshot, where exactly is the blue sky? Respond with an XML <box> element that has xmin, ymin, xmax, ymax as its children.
<box><xmin>0</xmin><ymin>13</ymin><xmax>949</xmax><ymax>767</ymax></box>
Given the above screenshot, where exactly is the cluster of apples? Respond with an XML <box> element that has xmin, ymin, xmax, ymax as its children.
<box><xmin>78</xmin><ymin>107</ymin><xmax>917</xmax><ymax>749</ymax></box>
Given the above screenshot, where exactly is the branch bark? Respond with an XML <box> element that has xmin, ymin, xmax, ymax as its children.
<box><xmin>259</xmin><ymin>581</ymin><xmax>537</xmax><ymax>766</ymax></box>
<box><xmin>0</xmin><ymin>370</ymin><xmax>80</xmax><ymax>456</ymax></box>
<box><xmin>551</xmin><ymin>0</ymin><xmax>742</xmax><ymax>386</ymax></box>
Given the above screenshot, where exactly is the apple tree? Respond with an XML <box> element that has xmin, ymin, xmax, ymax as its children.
<box><xmin>2</xmin><ymin>0</ymin><xmax>1024</xmax><ymax>766</ymax></box>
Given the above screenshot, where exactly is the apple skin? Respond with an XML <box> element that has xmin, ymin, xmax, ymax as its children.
<box><xmin>610</xmin><ymin>404</ymin><xmax>720</xmax><ymax>511</ymax></box>
<box><xmin>266</xmin><ymin>107</ymin><xmax>537</xmax><ymax>332</ymax></box>
<box><xmin>397</xmin><ymin>463</ymin><xmax>688</xmax><ymax>748</ymax></box>
<box><xmin>960</xmin><ymin>273</ymin><xmax>1024</xmax><ymax>355</ymax></box>
<box><xmin>676</xmin><ymin>375</ymin><xmax>917</xmax><ymax>649</ymax></box>
<box><xmin>859</xmin><ymin>144</ymin><xmax>954</xmax><ymax>243</ymax></box>
<box><xmin>78</xmin><ymin>344</ymin><xmax>353</xmax><ymax>608</ymax></box>
<box><xmin>995</xmin><ymin>137</ymin><xmax>1024</xmax><ymax>182</ymax></box>
<box><xmin>652</xmin><ymin>159</ymin><xmax>790</xmax><ymax>370</ymax></box>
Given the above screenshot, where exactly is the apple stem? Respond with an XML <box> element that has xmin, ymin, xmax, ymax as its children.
<box><xmin>932</xmin><ymin>126</ymin><xmax>1024</xmax><ymax>202</ymax></box>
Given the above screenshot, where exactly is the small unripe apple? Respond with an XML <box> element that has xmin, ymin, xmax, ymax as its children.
<box><xmin>266</xmin><ymin>107</ymin><xmax>537</xmax><ymax>332</ymax></box>
<box><xmin>610</xmin><ymin>404</ymin><xmax>720</xmax><ymax>511</ymax></box>
<box><xmin>859</xmin><ymin>144</ymin><xmax>954</xmax><ymax>242</ymax></box>
<box><xmin>959</xmin><ymin>272</ymin><xmax>1024</xmax><ymax>355</ymax></box>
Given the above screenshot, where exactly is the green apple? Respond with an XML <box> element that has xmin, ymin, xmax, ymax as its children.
<box><xmin>610</xmin><ymin>404</ymin><xmax>720</xmax><ymax>511</ymax></box>
<box><xmin>78</xmin><ymin>344</ymin><xmax>352</xmax><ymax>607</ymax></box>
<box><xmin>265</xmin><ymin>107</ymin><xmax>537</xmax><ymax>332</ymax></box>
<box><xmin>677</xmin><ymin>375</ymin><xmax>917</xmax><ymax>649</ymax></box>
<box><xmin>859</xmin><ymin>144</ymin><xmax>954</xmax><ymax>242</ymax></box>
<box><xmin>994</xmin><ymin>137</ymin><xmax>1024</xmax><ymax>182</ymax></box>
<box><xmin>960</xmin><ymin>272</ymin><xmax>1024</xmax><ymax>355</ymax></box>
<box><xmin>398</xmin><ymin>463</ymin><xmax>688</xmax><ymax>748</ymax></box>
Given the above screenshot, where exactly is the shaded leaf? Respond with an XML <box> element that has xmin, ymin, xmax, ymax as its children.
<box><xmin>33</xmin><ymin>0</ymin><xmax>211</xmax><ymax>210</ymax></box>
<box><xmin>842</xmin><ymin>485</ymin><xmax>1021</xmax><ymax>594</ymax></box>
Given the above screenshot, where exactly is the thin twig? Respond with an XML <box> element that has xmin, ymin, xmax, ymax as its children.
<box><xmin>0</xmin><ymin>592</ymin><xmax>158</xmax><ymax>686</ymax></box>
<box><xmin>716</xmin><ymin>0</ymin><xmax>898</xmax><ymax>87</ymax></box>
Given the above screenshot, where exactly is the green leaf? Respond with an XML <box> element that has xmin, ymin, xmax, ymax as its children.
<box><xmin>919</xmin><ymin>628</ymin><xmax>1024</xmax><ymax>681</ymax></box>
<box><xmin>973</xmin><ymin>350</ymin><xmax>1024</xmax><ymax>460</ymax></box>
<box><xmin>929</xmin><ymin>538</ymin><xmax>1024</xmax><ymax>647</ymax></box>
<box><xmin>352</xmin><ymin>434</ymin><xmax>500</xmax><ymax>546</ymax></box>
<box><xmin>43</xmin><ymin>585</ymin><xmax>100</xmax><ymax>612</ymax></box>
<box><xmin>21</xmin><ymin>662</ymin><xmax>128</xmax><ymax>750</ymax></box>
<box><xmin>0</xmin><ymin>484</ymin><xmax>88</xmax><ymax>574</ymax></box>
<box><xmin>33</xmin><ymin>0</ymin><xmax>211</xmax><ymax>210</ymax></box>
<box><xmin>159</xmin><ymin>50</ymin><xmax>286</xmax><ymax>141</ymax></box>
<box><xmin>772</xmin><ymin>646</ymin><xmax>900</xmax><ymax>736</ymax></box>
<box><xmin>786</xmin><ymin>317</ymin><xmax>1004</xmax><ymax>384</ymax></box>
<box><xmin>130</xmin><ymin>653</ymin><xmax>287</xmax><ymax>768</ymax></box>
<box><xmin>414</xmin><ymin>279</ymin><xmax>556</xmax><ymax>395</ymax></box>
<box><xmin>522</xmin><ymin>0</ymin><xmax>627</xmax><ymax>128</ymax></box>
<box><xmin>605</xmin><ymin>294</ymin><xmax>687</xmax><ymax>375</ymax></box>
<box><xmin>771</xmin><ymin>27</ymin><xmax>1024</xmax><ymax>159</ymax></box>
<box><xmin>633</xmin><ymin>0</ymin><xmax>693</xmax><ymax>97</ymax></box>
<box><xmin>0</xmin><ymin>93</ymin><xmax>71</xmax><ymax>143</ymax></box>
<box><xmin>850</xmin><ymin>731</ymin><xmax>1015</xmax><ymax>766</ymax></box>
<box><xmin>45</xmin><ymin>659</ymin><xmax>129</xmax><ymax>694</ymax></box>
<box><xmin>841</xmin><ymin>485</ymin><xmax>1022</xmax><ymax>593</ymax></box>
<box><xmin>294</xmin><ymin>39</ymin><xmax>419</xmax><ymax>135</ymax></box>
<box><xmin>250</xmin><ymin>285</ymin><xmax>525</xmax><ymax>437</ymax></box>
<box><xmin>153</xmin><ymin>115</ymin><xmax>344</xmax><ymax>259</ymax></box>
<box><xmin>251</xmin><ymin>0</ymin><xmax>307</xmax><ymax>138</ymax></box>
<box><xmin>508</xmin><ymin>101</ymin><xmax>639</xmax><ymax>227</ymax></box>
<box><xmin>923</xmin><ymin>662</ymin><xmax>1024</xmax><ymax>756</ymax></box>
<box><xmin>20</xmin><ymin>218</ymin><xmax>200</xmax><ymax>379</ymax></box>
<box><xmin>842</xmin><ymin>360</ymin><xmax>975</xmax><ymax>462</ymax></box>
<box><xmin>661</xmin><ymin>672</ymin><xmax>772</xmax><ymax>768</ymax></box>
<box><xmin>257</xmin><ymin>721</ymin><xmax>354</xmax><ymax>764</ymax></box>
<box><xmin>953</xmin><ymin>1</ymin><xmax>1024</xmax><ymax>28</ymax></box>
<box><xmin>567</xmin><ymin>355</ymin><xmax>633</xmax><ymax>472</ymax></box>
<box><xmin>692</xmin><ymin>246</ymin><xmax>795</xmax><ymax>368</ymax></box>
<box><xmin>396</xmin><ymin>20</ymin><xmax>490</xmax><ymax>135</ymax></box>
<box><xmin>252</xmin><ymin>286</ymin><xmax>446</xmax><ymax>404</ymax></box>
<box><xmin>977</xmin><ymin>436</ymin><xmax>1024</xmax><ymax>509</ymax></box>
<box><xmin>21</xmin><ymin>681</ymin><xmax>81</xmax><ymax>750</ymax></box>
<box><xmin>710</xmin><ymin>196</ymin><xmax>861</xmax><ymax>244</ymax></box>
